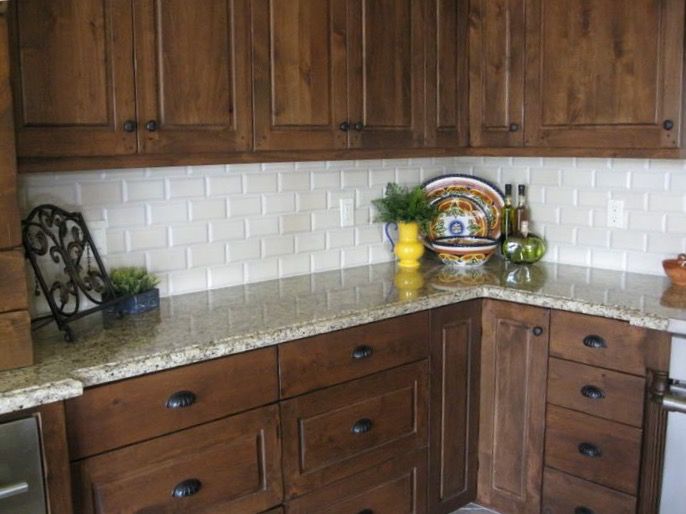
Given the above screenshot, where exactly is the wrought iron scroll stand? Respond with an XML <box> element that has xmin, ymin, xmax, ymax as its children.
<box><xmin>22</xmin><ymin>204</ymin><xmax>125</xmax><ymax>342</ymax></box>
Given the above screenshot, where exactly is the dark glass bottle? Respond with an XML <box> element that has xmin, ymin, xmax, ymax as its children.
<box><xmin>515</xmin><ymin>184</ymin><xmax>529</xmax><ymax>234</ymax></box>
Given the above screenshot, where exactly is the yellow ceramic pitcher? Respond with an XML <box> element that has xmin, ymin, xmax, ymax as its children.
<box><xmin>385</xmin><ymin>221</ymin><xmax>425</xmax><ymax>269</ymax></box>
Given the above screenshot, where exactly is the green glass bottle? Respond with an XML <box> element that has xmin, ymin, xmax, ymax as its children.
<box><xmin>501</xmin><ymin>184</ymin><xmax>515</xmax><ymax>241</ymax></box>
<box><xmin>502</xmin><ymin>221</ymin><xmax>546</xmax><ymax>264</ymax></box>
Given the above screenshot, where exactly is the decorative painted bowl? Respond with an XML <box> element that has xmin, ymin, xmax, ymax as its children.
<box><xmin>427</xmin><ymin>236</ymin><xmax>498</xmax><ymax>267</ymax></box>
<box><xmin>663</xmin><ymin>254</ymin><xmax>686</xmax><ymax>287</ymax></box>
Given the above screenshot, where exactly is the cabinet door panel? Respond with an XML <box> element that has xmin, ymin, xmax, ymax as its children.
<box><xmin>469</xmin><ymin>0</ymin><xmax>526</xmax><ymax>147</ymax></box>
<box><xmin>348</xmin><ymin>0</ymin><xmax>425</xmax><ymax>148</ymax></box>
<box><xmin>135</xmin><ymin>0</ymin><xmax>252</xmax><ymax>154</ymax></box>
<box><xmin>525</xmin><ymin>0</ymin><xmax>685</xmax><ymax>148</ymax></box>
<box><xmin>252</xmin><ymin>0</ymin><xmax>348</xmax><ymax>150</ymax></box>
<box><xmin>477</xmin><ymin>300</ymin><xmax>549</xmax><ymax>514</ymax></box>
<box><xmin>9</xmin><ymin>0</ymin><xmax>136</xmax><ymax>157</ymax></box>
<box><xmin>425</xmin><ymin>0</ymin><xmax>468</xmax><ymax>147</ymax></box>
<box><xmin>429</xmin><ymin>301</ymin><xmax>480</xmax><ymax>514</ymax></box>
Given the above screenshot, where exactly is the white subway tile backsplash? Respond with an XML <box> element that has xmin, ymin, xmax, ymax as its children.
<box><xmin>19</xmin><ymin>156</ymin><xmax>686</xmax><ymax>306</ymax></box>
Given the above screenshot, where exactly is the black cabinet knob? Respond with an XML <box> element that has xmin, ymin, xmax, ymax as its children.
<box><xmin>123</xmin><ymin>120</ymin><xmax>137</xmax><ymax>133</ymax></box>
<box><xmin>353</xmin><ymin>121</ymin><xmax>364</xmax><ymax>131</ymax></box>
<box><xmin>664</xmin><ymin>119</ymin><xmax>674</xmax><ymax>130</ymax></box>
<box><xmin>339</xmin><ymin>121</ymin><xmax>351</xmax><ymax>132</ymax></box>
<box><xmin>166</xmin><ymin>390</ymin><xmax>197</xmax><ymax>409</ymax></box>
<box><xmin>574</xmin><ymin>507</ymin><xmax>595</xmax><ymax>514</ymax></box>
<box><xmin>532</xmin><ymin>326</ymin><xmax>544</xmax><ymax>336</ymax></box>
<box><xmin>171</xmin><ymin>478</ymin><xmax>202</xmax><ymax>498</ymax></box>
<box><xmin>146</xmin><ymin>120</ymin><xmax>159</xmax><ymax>132</ymax></box>
<box><xmin>358</xmin><ymin>510</ymin><xmax>374</xmax><ymax>514</ymax></box>
<box><xmin>578</xmin><ymin>442</ymin><xmax>602</xmax><ymax>458</ymax></box>
<box><xmin>509</xmin><ymin>123</ymin><xmax>520</xmax><ymax>132</ymax></box>
<box><xmin>352</xmin><ymin>418</ymin><xmax>373</xmax><ymax>434</ymax></box>
<box><xmin>583</xmin><ymin>335</ymin><xmax>607</xmax><ymax>349</ymax></box>
<box><xmin>352</xmin><ymin>345</ymin><xmax>373</xmax><ymax>360</ymax></box>
<box><xmin>581</xmin><ymin>385</ymin><xmax>605</xmax><ymax>400</ymax></box>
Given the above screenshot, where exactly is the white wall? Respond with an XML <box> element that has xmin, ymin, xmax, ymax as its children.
<box><xmin>19</xmin><ymin>156</ymin><xmax>686</xmax><ymax>301</ymax></box>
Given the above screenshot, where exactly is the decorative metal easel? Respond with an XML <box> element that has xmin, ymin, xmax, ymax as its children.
<box><xmin>22</xmin><ymin>204</ymin><xmax>124</xmax><ymax>342</ymax></box>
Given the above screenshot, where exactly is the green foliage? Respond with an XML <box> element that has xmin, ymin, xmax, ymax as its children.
<box><xmin>110</xmin><ymin>267</ymin><xmax>160</xmax><ymax>296</ymax></box>
<box><xmin>372</xmin><ymin>183</ymin><xmax>438</xmax><ymax>232</ymax></box>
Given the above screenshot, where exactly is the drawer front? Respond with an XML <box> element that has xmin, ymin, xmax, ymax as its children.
<box><xmin>286</xmin><ymin>450</ymin><xmax>427</xmax><ymax>514</ymax></box>
<box><xmin>547</xmin><ymin>358</ymin><xmax>645</xmax><ymax>427</ymax></box>
<box><xmin>279</xmin><ymin>312</ymin><xmax>429</xmax><ymax>397</ymax></box>
<box><xmin>550</xmin><ymin>310</ymin><xmax>664</xmax><ymax>376</ymax></box>
<box><xmin>73</xmin><ymin>405</ymin><xmax>283</xmax><ymax>514</ymax></box>
<box><xmin>281</xmin><ymin>360</ymin><xmax>429</xmax><ymax>497</ymax></box>
<box><xmin>542</xmin><ymin>468</ymin><xmax>636</xmax><ymax>514</ymax></box>
<box><xmin>67</xmin><ymin>347</ymin><xmax>278</xmax><ymax>459</ymax></box>
<box><xmin>545</xmin><ymin>405</ymin><xmax>642</xmax><ymax>495</ymax></box>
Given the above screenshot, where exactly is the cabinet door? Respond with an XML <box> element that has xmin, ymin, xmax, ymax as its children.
<box><xmin>348</xmin><ymin>0</ymin><xmax>426</xmax><ymax>149</ymax></box>
<box><xmin>429</xmin><ymin>301</ymin><xmax>480</xmax><ymax>514</ymax></box>
<box><xmin>468</xmin><ymin>0</ymin><xmax>526</xmax><ymax>147</ymax></box>
<box><xmin>425</xmin><ymin>0</ymin><xmax>469</xmax><ymax>147</ymax></box>
<box><xmin>252</xmin><ymin>0</ymin><xmax>348</xmax><ymax>151</ymax></box>
<box><xmin>9</xmin><ymin>0</ymin><xmax>137</xmax><ymax>158</ymax></box>
<box><xmin>525</xmin><ymin>0</ymin><xmax>685</xmax><ymax>148</ymax></box>
<box><xmin>134</xmin><ymin>0</ymin><xmax>252</xmax><ymax>154</ymax></box>
<box><xmin>477</xmin><ymin>300</ymin><xmax>549</xmax><ymax>514</ymax></box>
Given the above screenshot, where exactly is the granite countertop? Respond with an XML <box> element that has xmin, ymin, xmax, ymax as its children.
<box><xmin>1</xmin><ymin>257</ymin><xmax>685</xmax><ymax>416</ymax></box>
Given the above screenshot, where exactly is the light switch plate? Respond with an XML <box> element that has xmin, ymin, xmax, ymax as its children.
<box><xmin>340</xmin><ymin>198</ymin><xmax>354</xmax><ymax>227</ymax></box>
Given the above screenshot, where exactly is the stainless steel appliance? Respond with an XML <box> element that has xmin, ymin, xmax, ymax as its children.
<box><xmin>0</xmin><ymin>417</ymin><xmax>47</xmax><ymax>514</ymax></box>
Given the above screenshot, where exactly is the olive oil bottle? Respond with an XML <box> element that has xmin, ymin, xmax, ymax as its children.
<box><xmin>515</xmin><ymin>184</ymin><xmax>529</xmax><ymax>234</ymax></box>
<box><xmin>502</xmin><ymin>184</ymin><xmax>515</xmax><ymax>240</ymax></box>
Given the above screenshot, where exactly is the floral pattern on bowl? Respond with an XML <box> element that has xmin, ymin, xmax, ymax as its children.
<box><xmin>427</xmin><ymin>195</ymin><xmax>490</xmax><ymax>240</ymax></box>
<box><xmin>427</xmin><ymin>236</ymin><xmax>498</xmax><ymax>267</ymax></box>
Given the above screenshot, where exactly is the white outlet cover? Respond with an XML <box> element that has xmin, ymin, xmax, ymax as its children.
<box><xmin>607</xmin><ymin>199</ymin><xmax>625</xmax><ymax>228</ymax></box>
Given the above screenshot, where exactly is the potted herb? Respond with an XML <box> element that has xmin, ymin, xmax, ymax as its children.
<box><xmin>372</xmin><ymin>183</ymin><xmax>437</xmax><ymax>269</ymax></box>
<box><xmin>107</xmin><ymin>267</ymin><xmax>160</xmax><ymax>315</ymax></box>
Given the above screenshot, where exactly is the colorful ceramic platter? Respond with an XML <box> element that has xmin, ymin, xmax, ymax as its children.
<box><xmin>421</xmin><ymin>174</ymin><xmax>505</xmax><ymax>240</ymax></box>
<box><xmin>427</xmin><ymin>195</ymin><xmax>490</xmax><ymax>239</ymax></box>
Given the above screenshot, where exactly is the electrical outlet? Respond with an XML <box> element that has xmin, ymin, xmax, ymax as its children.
<box><xmin>607</xmin><ymin>199</ymin><xmax>625</xmax><ymax>228</ymax></box>
<box><xmin>340</xmin><ymin>198</ymin><xmax>355</xmax><ymax>227</ymax></box>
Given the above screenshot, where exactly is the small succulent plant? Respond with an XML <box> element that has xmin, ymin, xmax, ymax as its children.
<box><xmin>110</xmin><ymin>267</ymin><xmax>160</xmax><ymax>296</ymax></box>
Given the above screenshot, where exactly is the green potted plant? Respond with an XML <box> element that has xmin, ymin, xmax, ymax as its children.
<box><xmin>107</xmin><ymin>267</ymin><xmax>160</xmax><ymax>315</ymax></box>
<box><xmin>372</xmin><ymin>183</ymin><xmax>437</xmax><ymax>269</ymax></box>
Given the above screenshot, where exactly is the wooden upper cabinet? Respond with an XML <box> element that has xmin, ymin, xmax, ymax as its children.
<box><xmin>9</xmin><ymin>0</ymin><xmax>137</xmax><ymax>158</ymax></box>
<box><xmin>469</xmin><ymin>0</ymin><xmax>526</xmax><ymax>147</ymax></box>
<box><xmin>348</xmin><ymin>0</ymin><xmax>426</xmax><ymax>149</ymax></box>
<box><xmin>425</xmin><ymin>0</ymin><xmax>468</xmax><ymax>147</ymax></box>
<box><xmin>525</xmin><ymin>0</ymin><xmax>685</xmax><ymax>148</ymax></box>
<box><xmin>252</xmin><ymin>0</ymin><xmax>348</xmax><ymax>151</ymax></box>
<box><xmin>477</xmin><ymin>300</ymin><xmax>549</xmax><ymax>514</ymax></box>
<box><xmin>134</xmin><ymin>0</ymin><xmax>252</xmax><ymax>154</ymax></box>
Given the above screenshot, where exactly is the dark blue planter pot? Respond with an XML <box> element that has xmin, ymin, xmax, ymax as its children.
<box><xmin>106</xmin><ymin>288</ymin><xmax>160</xmax><ymax>315</ymax></box>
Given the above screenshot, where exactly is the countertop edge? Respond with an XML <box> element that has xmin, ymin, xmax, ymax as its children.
<box><xmin>0</xmin><ymin>379</ymin><xmax>83</xmax><ymax>416</ymax></box>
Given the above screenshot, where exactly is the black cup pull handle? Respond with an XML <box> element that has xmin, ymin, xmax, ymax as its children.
<box><xmin>578</xmin><ymin>442</ymin><xmax>602</xmax><ymax>458</ymax></box>
<box><xmin>352</xmin><ymin>418</ymin><xmax>373</xmax><ymax>434</ymax></box>
<box><xmin>339</xmin><ymin>121</ymin><xmax>350</xmax><ymax>132</ymax></box>
<box><xmin>146</xmin><ymin>120</ymin><xmax>159</xmax><ymax>132</ymax></box>
<box><xmin>352</xmin><ymin>345</ymin><xmax>373</xmax><ymax>360</ymax></box>
<box><xmin>574</xmin><ymin>507</ymin><xmax>595</xmax><ymax>514</ymax></box>
<box><xmin>581</xmin><ymin>385</ymin><xmax>605</xmax><ymax>400</ymax></box>
<box><xmin>583</xmin><ymin>335</ymin><xmax>607</xmax><ymax>349</ymax></box>
<box><xmin>358</xmin><ymin>510</ymin><xmax>374</xmax><ymax>514</ymax></box>
<box><xmin>171</xmin><ymin>478</ymin><xmax>202</xmax><ymax>498</ymax></box>
<box><xmin>532</xmin><ymin>326</ymin><xmax>544</xmax><ymax>336</ymax></box>
<box><xmin>123</xmin><ymin>120</ymin><xmax>137</xmax><ymax>133</ymax></box>
<box><xmin>166</xmin><ymin>390</ymin><xmax>197</xmax><ymax>409</ymax></box>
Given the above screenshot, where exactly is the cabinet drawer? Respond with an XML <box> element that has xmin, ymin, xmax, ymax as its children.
<box><xmin>286</xmin><ymin>450</ymin><xmax>427</xmax><ymax>514</ymax></box>
<box><xmin>545</xmin><ymin>405</ymin><xmax>642</xmax><ymax>495</ymax></box>
<box><xmin>66</xmin><ymin>347</ymin><xmax>277</xmax><ymax>459</ymax></box>
<box><xmin>281</xmin><ymin>360</ymin><xmax>429</xmax><ymax>497</ymax></box>
<box><xmin>542</xmin><ymin>468</ymin><xmax>636</xmax><ymax>514</ymax></box>
<box><xmin>547</xmin><ymin>358</ymin><xmax>645</xmax><ymax>427</ymax></box>
<box><xmin>73</xmin><ymin>405</ymin><xmax>283</xmax><ymax>514</ymax></box>
<box><xmin>550</xmin><ymin>311</ymin><xmax>665</xmax><ymax>376</ymax></box>
<box><xmin>279</xmin><ymin>312</ymin><xmax>429</xmax><ymax>397</ymax></box>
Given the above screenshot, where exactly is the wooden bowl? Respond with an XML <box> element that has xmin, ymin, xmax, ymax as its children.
<box><xmin>663</xmin><ymin>254</ymin><xmax>686</xmax><ymax>287</ymax></box>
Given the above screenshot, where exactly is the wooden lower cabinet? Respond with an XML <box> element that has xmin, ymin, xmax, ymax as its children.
<box><xmin>286</xmin><ymin>450</ymin><xmax>427</xmax><ymax>514</ymax></box>
<box><xmin>477</xmin><ymin>300</ymin><xmax>550</xmax><ymax>514</ymax></box>
<box><xmin>428</xmin><ymin>301</ymin><xmax>480</xmax><ymax>513</ymax></box>
<box><xmin>72</xmin><ymin>405</ymin><xmax>283</xmax><ymax>514</ymax></box>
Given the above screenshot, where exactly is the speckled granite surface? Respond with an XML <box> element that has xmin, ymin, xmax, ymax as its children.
<box><xmin>1</xmin><ymin>257</ymin><xmax>685</xmax><ymax>415</ymax></box>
